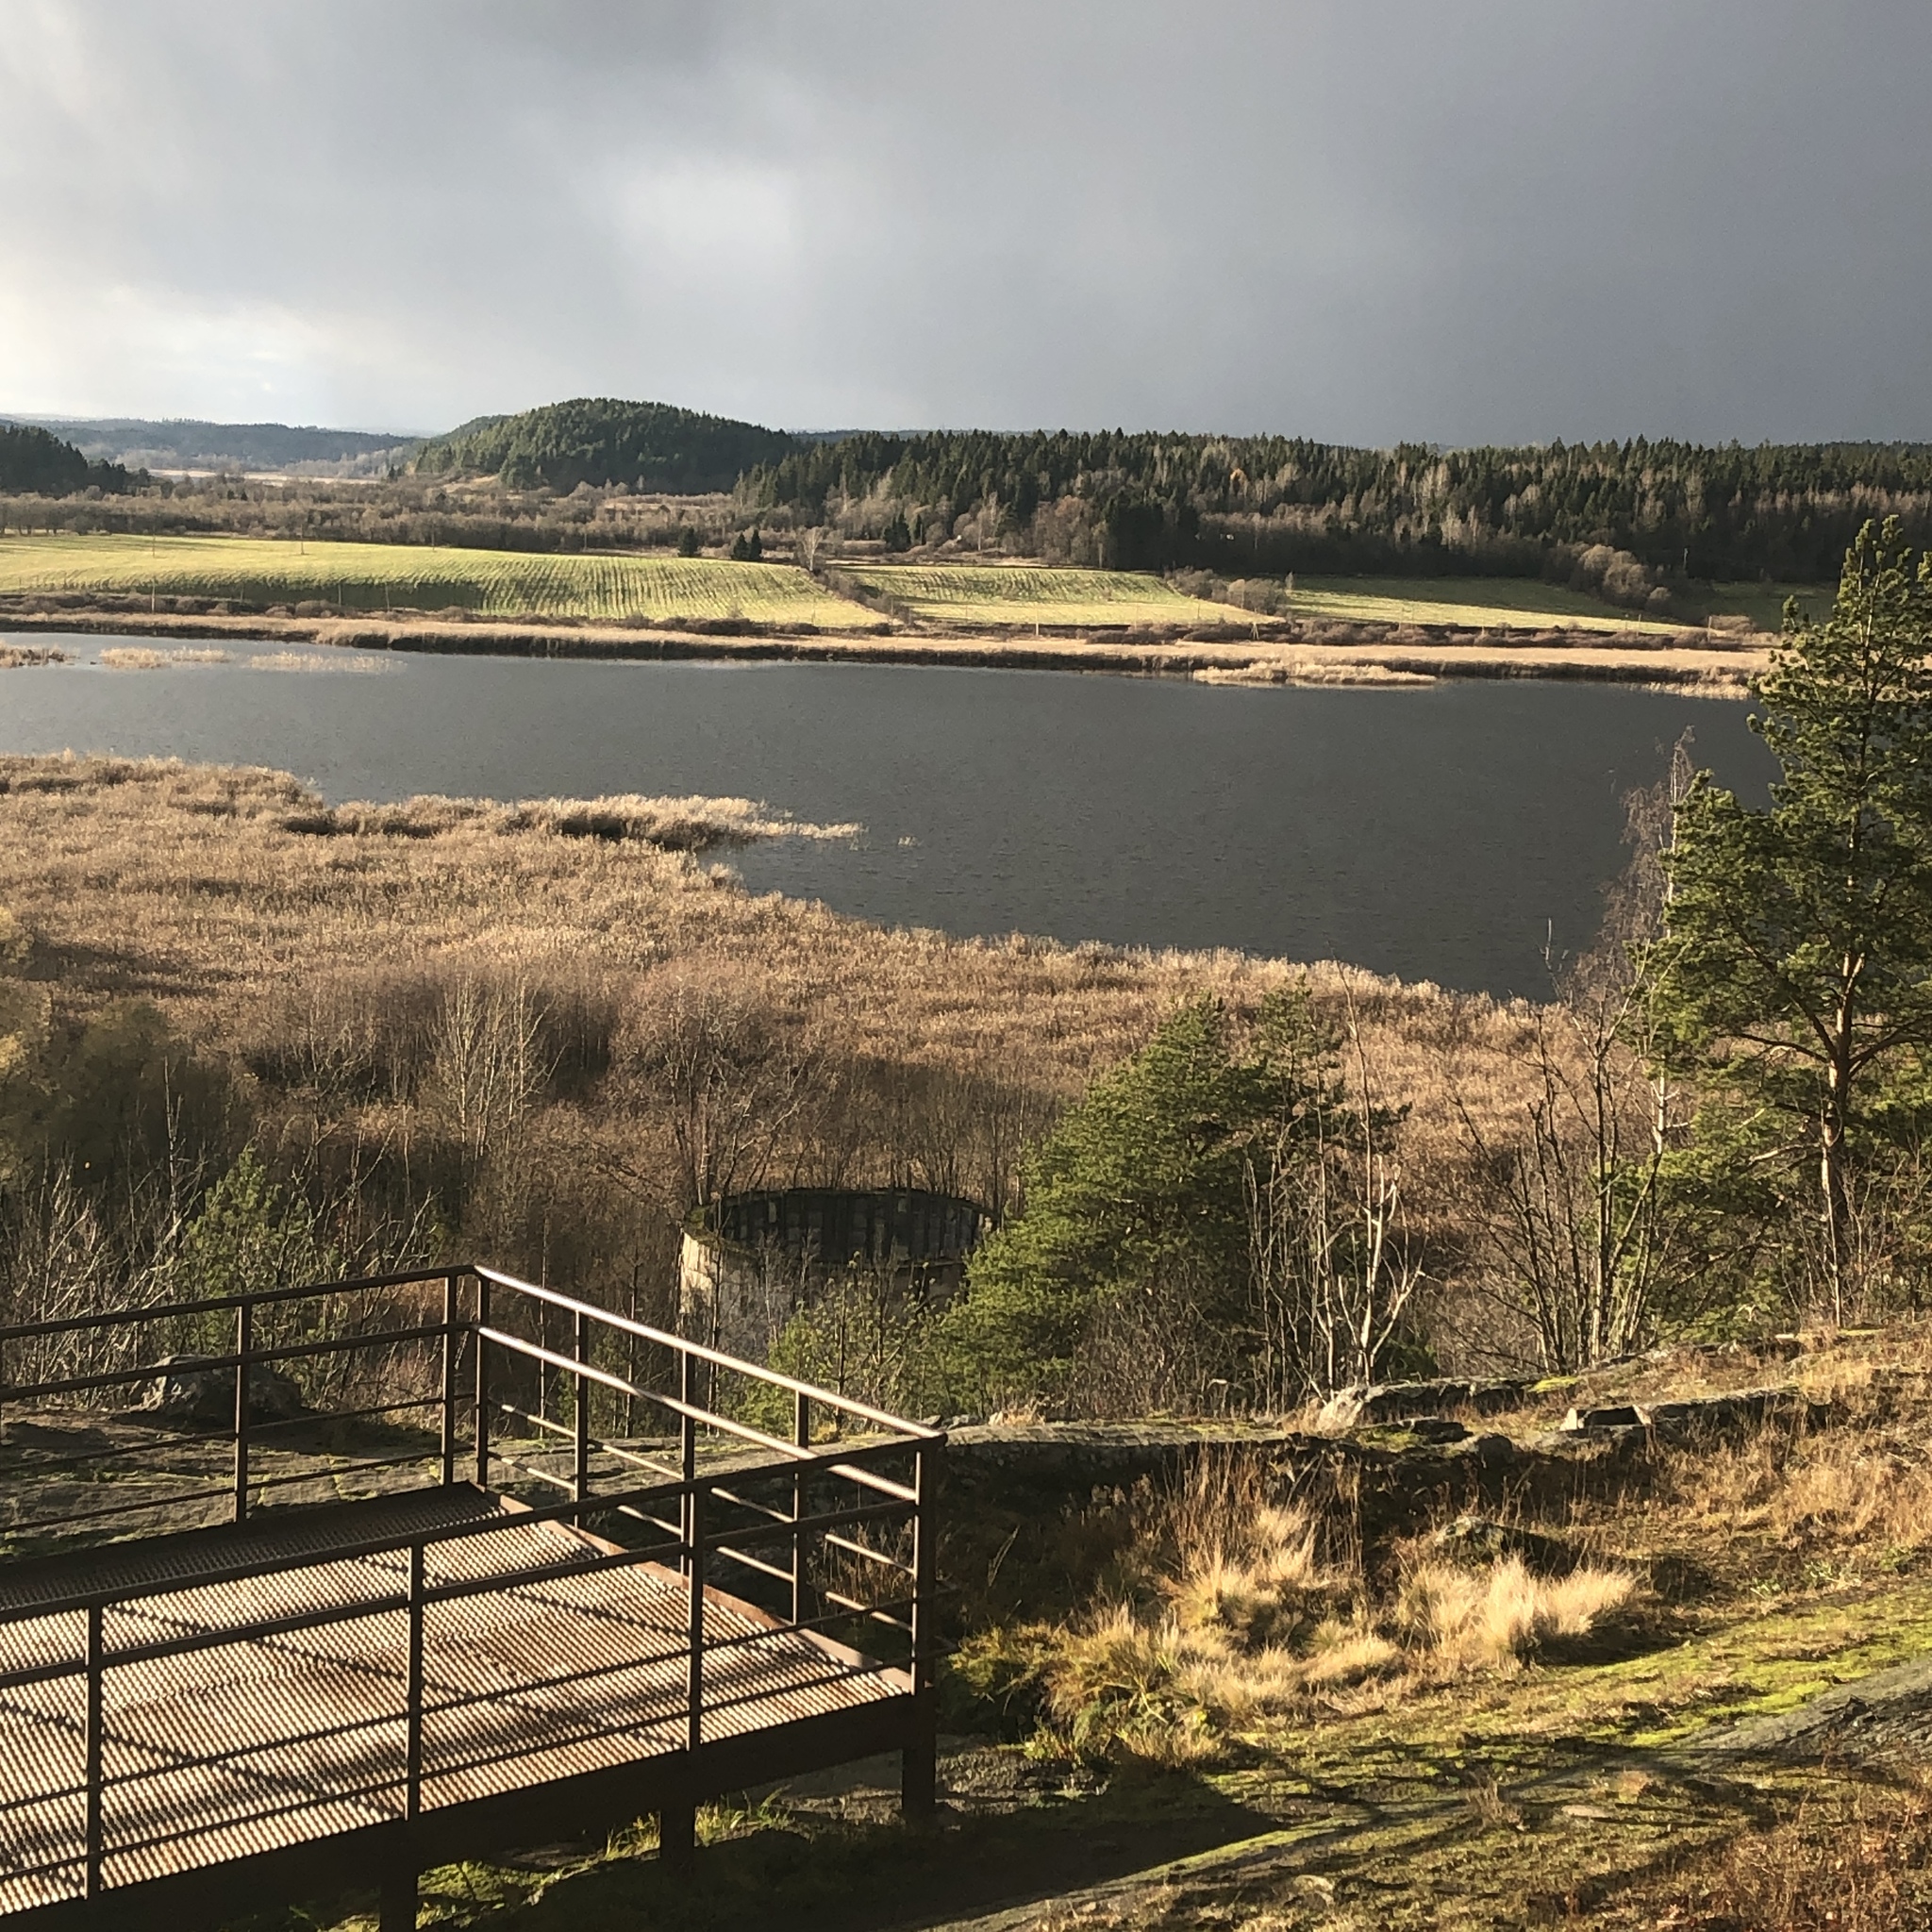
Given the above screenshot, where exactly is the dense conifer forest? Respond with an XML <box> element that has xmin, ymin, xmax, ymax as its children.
<box><xmin>413</xmin><ymin>398</ymin><xmax>1932</xmax><ymax>582</ymax></box>
<box><xmin>15</xmin><ymin>394</ymin><xmax>1932</xmax><ymax>588</ymax></box>
<box><xmin>740</xmin><ymin>429</ymin><xmax>1932</xmax><ymax>580</ymax></box>
<box><xmin>413</xmin><ymin>396</ymin><xmax>799</xmax><ymax>494</ymax></box>
<box><xmin>0</xmin><ymin>423</ymin><xmax>140</xmax><ymax>497</ymax></box>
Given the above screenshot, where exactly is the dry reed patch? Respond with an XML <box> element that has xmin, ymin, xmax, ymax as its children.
<box><xmin>291</xmin><ymin>791</ymin><xmax>860</xmax><ymax>849</ymax></box>
<box><xmin>247</xmin><ymin>650</ymin><xmax>391</xmax><ymax>674</ymax></box>
<box><xmin>0</xmin><ymin>754</ymin><xmax>1538</xmax><ymax>1123</ymax></box>
<box><xmin>0</xmin><ymin>644</ymin><xmax>65</xmax><ymax>668</ymax></box>
<box><xmin>0</xmin><ymin>752</ymin><xmax>1562</xmax><ymax>1354</ymax></box>
<box><xmin>97</xmin><ymin>645</ymin><xmax>231</xmax><ymax>669</ymax></box>
<box><xmin>1191</xmin><ymin>659</ymin><xmax>1433</xmax><ymax>688</ymax></box>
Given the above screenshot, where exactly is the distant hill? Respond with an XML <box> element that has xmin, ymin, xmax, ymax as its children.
<box><xmin>8</xmin><ymin>417</ymin><xmax>422</xmax><ymax>476</ymax></box>
<box><xmin>0</xmin><ymin>422</ymin><xmax>141</xmax><ymax>495</ymax></box>
<box><xmin>413</xmin><ymin>397</ymin><xmax>803</xmax><ymax>493</ymax></box>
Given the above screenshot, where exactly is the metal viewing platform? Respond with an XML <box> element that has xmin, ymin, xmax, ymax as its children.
<box><xmin>0</xmin><ymin>1264</ymin><xmax>941</xmax><ymax>1928</ymax></box>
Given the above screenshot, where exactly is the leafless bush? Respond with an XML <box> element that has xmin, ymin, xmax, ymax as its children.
<box><xmin>1244</xmin><ymin>1004</ymin><xmax>1424</xmax><ymax>1403</ymax></box>
<box><xmin>1452</xmin><ymin>744</ymin><xmax>1697</xmax><ymax>1370</ymax></box>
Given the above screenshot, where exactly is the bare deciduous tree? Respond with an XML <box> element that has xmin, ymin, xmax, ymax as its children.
<box><xmin>1244</xmin><ymin>1003</ymin><xmax>1424</xmax><ymax>1404</ymax></box>
<box><xmin>1454</xmin><ymin>738</ymin><xmax>1697</xmax><ymax>1370</ymax></box>
<box><xmin>430</xmin><ymin>973</ymin><xmax>551</xmax><ymax>1160</ymax></box>
<box><xmin>617</xmin><ymin>974</ymin><xmax>824</xmax><ymax>1214</ymax></box>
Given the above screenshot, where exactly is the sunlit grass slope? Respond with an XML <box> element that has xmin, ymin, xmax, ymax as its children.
<box><xmin>1289</xmin><ymin>575</ymin><xmax>1689</xmax><ymax>634</ymax></box>
<box><xmin>0</xmin><ymin>533</ymin><xmax>865</xmax><ymax>625</ymax></box>
<box><xmin>839</xmin><ymin>563</ymin><xmax>1257</xmax><ymax>628</ymax></box>
<box><xmin>1701</xmin><ymin>580</ymin><xmax>1835</xmax><ymax>632</ymax></box>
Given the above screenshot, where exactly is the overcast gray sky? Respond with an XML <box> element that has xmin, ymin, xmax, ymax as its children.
<box><xmin>3</xmin><ymin>0</ymin><xmax>1927</xmax><ymax>444</ymax></box>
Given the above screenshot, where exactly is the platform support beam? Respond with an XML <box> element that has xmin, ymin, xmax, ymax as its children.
<box><xmin>902</xmin><ymin>1691</ymin><xmax>938</xmax><ymax>1824</ymax></box>
<box><xmin>903</xmin><ymin>1439</ymin><xmax>939</xmax><ymax>1824</ymax></box>
<box><xmin>659</xmin><ymin>1798</ymin><xmax>696</xmax><ymax>1872</ymax></box>
<box><xmin>378</xmin><ymin>1854</ymin><xmax>418</xmax><ymax>1932</ymax></box>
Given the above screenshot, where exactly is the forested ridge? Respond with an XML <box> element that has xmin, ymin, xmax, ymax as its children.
<box><xmin>0</xmin><ymin>423</ymin><xmax>141</xmax><ymax>497</ymax></box>
<box><xmin>414</xmin><ymin>396</ymin><xmax>800</xmax><ymax>494</ymax></box>
<box><xmin>17</xmin><ymin>387</ymin><xmax>1932</xmax><ymax>585</ymax></box>
<box><xmin>741</xmin><ymin>429</ymin><xmax>1932</xmax><ymax>579</ymax></box>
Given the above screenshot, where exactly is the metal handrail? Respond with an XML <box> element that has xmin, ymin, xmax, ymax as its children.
<box><xmin>0</xmin><ymin>1435</ymin><xmax>919</xmax><ymax>1625</ymax></box>
<box><xmin>0</xmin><ymin>1259</ymin><xmax>943</xmax><ymax>1907</ymax></box>
<box><xmin>473</xmin><ymin>1264</ymin><xmax>944</xmax><ymax>1440</ymax></box>
<box><xmin>0</xmin><ymin>1264</ymin><xmax>455</xmax><ymax>1345</ymax></box>
<box><xmin>0</xmin><ymin>1260</ymin><xmax>941</xmax><ymax>1441</ymax></box>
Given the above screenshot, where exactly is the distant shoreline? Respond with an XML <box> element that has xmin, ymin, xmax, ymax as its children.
<box><xmin>0</xmin><ymin>604</ymin><xmax>1767</xmax><ymax>693</ymax></box>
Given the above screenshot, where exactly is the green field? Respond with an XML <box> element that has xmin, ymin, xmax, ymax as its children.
<box><xmin>838</xmin><ymin>563</ymin><xmax>1257</xmax><ymax>628</ymax></box>
<box><xmin>1288</xmin><ymin>575</ymin><xmax>1692</xmax><ymax>635</ymax></box>
<box><xmin>0</xmin><ymin>534</ymin><xmax>1833</xmax><ymax>641</ymax></box>
<box><xmin>0</xmin><ymin>534</ymin><xmax>866</xmax><ymax>625</ymax></box>
<box><xmin>1700</xmin><ymin>580</ymin><xmax>1835</xmax><ymax>632</ymax></box>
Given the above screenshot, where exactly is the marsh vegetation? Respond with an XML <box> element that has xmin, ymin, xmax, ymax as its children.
<box><xmin>6</xmin><ymin>523</ymin><xmax>1932</xmax><ymax>1928</ymax></box>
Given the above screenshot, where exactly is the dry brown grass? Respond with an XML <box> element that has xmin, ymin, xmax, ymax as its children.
<box><xmin>1035</xmin><ymin>1531</ymin><xmax>1636</xmax><ymax>1760</ymax></box>
<box><xmin>995</xmin><ymin>1457</ymin><xmax>1637</xmax><ymax>1762</ymax></box>
<box><xmin>1611</xmin><ymin>1773</ymin><xmax>1932</xmax><ymax>1930</ymax></box>
<box><xmin>0</xmin><ymin>598</ymin><xmax>1769</xmax><ymax>689</ymax></box>
<box><xmin>1646</xmin><ymin>1422</ymin><xmax>1932</xmax><ymax>1562</ymax></box>
<box><xmin>1391</xmin><ymin>1556</ymin><xmax>1635</xmax><ymax>1668</ymax></box>
<box><xmin>247</xmin><ymin>649</ymin><xmax>391</xmax><ymax>674</ymax></box>
<box><xmin>0</xmin><ymin>644</ymin><xmax>66</xmax><ymax>668</ymax></box>
<box><xmin>0</xmin><ymin>752</ymin><xmax>1540</xmax><ymax>1135</ymax></box>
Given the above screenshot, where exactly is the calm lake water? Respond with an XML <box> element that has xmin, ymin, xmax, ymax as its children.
<box><xmin>0</xmin><ymin>636</ymin><xmax>1775</xmax><ymax>996</ymax></box>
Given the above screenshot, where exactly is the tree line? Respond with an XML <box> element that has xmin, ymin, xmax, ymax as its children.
<box><xmin>763</xmin><ymin>521</ymin><xmax>1932</xmax><ymax>1413</ymax></box>
<box><xmin>414</xmin><ymin>397</ymin><xmax>800</xmax><ymax>495</ymax></box>
<box><xmin>7</xmin><ymin>520</ymin><xmax>1931</xmax><ymax>1422</ymax></box>
<box><xmin>0</xmin><ymin>424</ymin><xmax>142</xmax><ymax>497</ymax></box>
<box><xmin>18</xmin><ymin>388</ymin><xmax>1932</xmax><ymax>592</ymax></box>
<box><xmin>740</xmin><ymin>429</ymin><xmax>1932</xmax><ymax>581</ymax></box>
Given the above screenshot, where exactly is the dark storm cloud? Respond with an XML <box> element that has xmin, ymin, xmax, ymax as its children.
<box><xmin>3</xmin><ymin>0</ymin><xmax>1929</xmax><ymax>442</ymax></box>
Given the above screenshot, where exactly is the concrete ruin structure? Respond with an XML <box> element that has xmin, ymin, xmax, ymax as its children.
<box><xmin>677</xmin><ymin>1188</ymin><xmax>988</xmax><ymax>1362</ymax></box>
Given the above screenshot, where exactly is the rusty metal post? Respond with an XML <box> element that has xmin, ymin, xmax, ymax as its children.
<box><xmin>678</xmin><ymin>1347</ymin><xmax>697</xmax><ymax>1577</ymax></box>
<box><xmin>902</xmin><ymin>1441</ymin><xmax>938</xmax><ymax>1824</ymax></box>
<box><xmin>233</xmin><ymin>1298</ymin><xmax>253</xmax><ymax>1525</ymax></box>
<box><xmin>84</xmin><ymin>1602</ymin><xmax>104</xmax><ymax>1899</ymax></box>
<box><xmin>573</xmin><ymin>1307</ymin><xmax>591</xmax><ymax>1522</ymax></box>
<box><xmin>658</xmin><ymin>1798</ymin><xmax>695</xmax><ymax>1872</ymax></box>
<box><xmin>791</xmin><ymin>1391</ymin><xmax>811</xmax><ymax>1627</ymax></box>
<box><xmin>473</xmin><ymin>1276</ymin><xmax>491</xmax><ymax>1491</ymax></box>
<box><xmin>440</xmin><ymin>1272</ymin><xmax>460</xmax><ymax>1487</ymax></box>
<box><xmin>405</xmin><ymin>1542</ymin><xmax>425</xmax><ymax>1822</ymax></box>
<box><xmin>686</xmin><ymin>1480</ymin><xmax>706</xmax><ymax>1760</ymax></box>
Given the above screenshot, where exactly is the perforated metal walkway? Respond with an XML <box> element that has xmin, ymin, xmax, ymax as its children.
<box><xmin>0</xmin><ymin>1489</ymin><xmax>903</xmax><ymax>1918</ymax></box>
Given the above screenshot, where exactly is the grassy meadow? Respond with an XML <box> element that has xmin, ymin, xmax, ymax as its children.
<box><xmin>838</xmin><ymin>562</ymin><xmax>1262</xmax><ymax>628</ymax></box>
<box><xmin>1288</xmin><ymin>576</ymin><xmax>1690</xmax><ymax>635</ymax></box>
<box><xmin>0</xmin><ymin>532</ymin><xmax>1821</xmax><ymax>650</ymax></box>
<box><xmin>1699</xmin><ymin>578</ymin><xmax>1838</xmax><ymax>633</ymax></box>
<box><xmin>0</xmin><ymin>532</ymin><xmax>866</xmax><ymax>625</ymax></box>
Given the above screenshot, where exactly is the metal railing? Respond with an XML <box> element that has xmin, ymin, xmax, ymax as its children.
<box><xmin>0</xmin><ymin>1264</ymin><xmax>941</xmax><ymax>1911</ymax></box>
